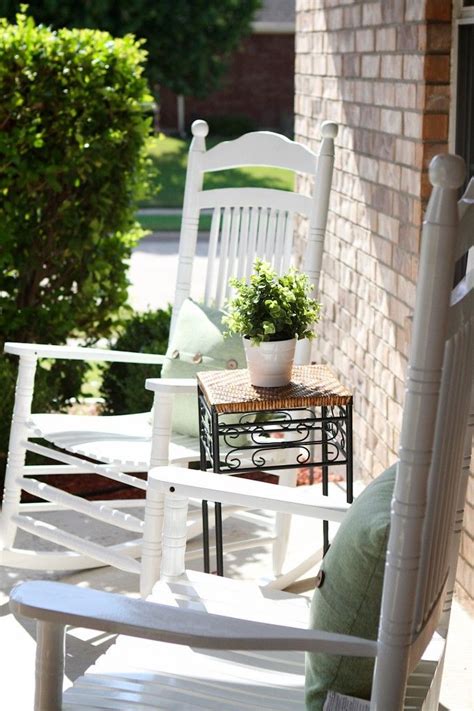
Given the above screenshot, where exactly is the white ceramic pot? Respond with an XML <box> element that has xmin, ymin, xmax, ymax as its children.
<box><xmin>243</xmin><ymin>337</ymin><xmax>297</xmax><ymax>387</ymax></box>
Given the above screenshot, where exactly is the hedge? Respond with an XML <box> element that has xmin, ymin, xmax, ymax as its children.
<box><xmin>0</xmin><ymin>13</ymin><xmax>153</xmax><ymax>477</ymax></box>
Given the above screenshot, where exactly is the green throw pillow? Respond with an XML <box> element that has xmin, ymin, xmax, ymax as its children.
<box><xmin>161</xmin><ymin>298</ymin><xmax>247</xmax><ymax>437</ymax></box>
<box><xmin>305</xmin><ymin>463</ymin><xmax>397</xmax><ymax>710</ymax></box>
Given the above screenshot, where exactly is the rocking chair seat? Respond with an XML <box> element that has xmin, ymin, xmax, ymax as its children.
<box><xmin>58</xmin><ymin>571</ymin><xmax>444</xmax><ymax>710</ymax></box>
<box><xmin>27</xmin><ymin>412</ymin><xmax>199</xmax><ymax>468</ymax></box>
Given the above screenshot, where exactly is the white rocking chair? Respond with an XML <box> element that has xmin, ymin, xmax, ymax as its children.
<box><xmin>10</xmin><ymin>154</ymin><xmax>474</xmax><ymax>710</ymax></box>
<box><xmin>1</xmin><ymin>119</ymin><xmax>338</xmax><ymax>580</ymax></box>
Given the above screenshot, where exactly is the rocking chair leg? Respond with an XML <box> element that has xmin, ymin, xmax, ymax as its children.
<box><xmin>272</xmin><ymin>468</ymin><xmax>298</xmax><ymax>577</ymax></box>
<box><xmin>1</xmin><ymin>354</ymin><xmax>37</xmax><ymax>550</ymax></box>
<box><xmin>35</xmin><ymin>621</ymin><xmax>65</xmax><ymax>711</ymax></box>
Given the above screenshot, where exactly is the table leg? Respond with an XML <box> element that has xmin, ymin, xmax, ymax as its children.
<box><xmin>321</xmin><ymin>405</ymin><xmax>329</xmax><ymax>554</ymax></box>
<box><xmin>215</xmin><ymin>502</ymin><xmax>224</xmax><ymax>575</ymax></box>
<box><xmin>198</xmin><ymin>388</ymin><xmax>212</xmax><ymax>574</ymax></box>
<box><xmin>346</xmin><ymin>403</ymin><xmax>354</xmax><ymax>504</ymax></box>
<box><xmin>202</xmin><ymin>500</ymin><xmax>210</xmax><ymax>573</ymax></box>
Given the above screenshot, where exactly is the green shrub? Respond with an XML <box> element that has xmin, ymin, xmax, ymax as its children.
<box><xmin>101</xmin><ymin>308</ymin><xmax>172</xmax><ymax>415</ymax></box>
<box><xmin>0</xmin><ymin>12</ymin><xmax>153</xmax><ymax>477</ymax></box>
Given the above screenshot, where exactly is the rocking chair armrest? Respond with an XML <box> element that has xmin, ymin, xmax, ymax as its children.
<box><xmin>149</xmin><ymin>465</ymin><xmax>350</xmax><ymax>523</ymax></box>
<box><xmin>4</xmin><ymin>342</ymin><xmax>166</xmax><ymax>365</ymax></box>
<box><xmin>146</xmin><ymin>377</ymin><xmax>197</xmax><ymax>394</ymax></box>
<box><xmin>10</xmin><ymin>581</ymin><xmax>376</xmax><ymax>656</ymax></box>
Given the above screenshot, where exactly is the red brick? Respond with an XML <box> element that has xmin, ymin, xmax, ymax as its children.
<box><xmin>362</xmin><ymin>2</ymin><xmax>382</xmax><ymax>26</ymax></box>
<box><xmin>382</xmin><ymin>0</ymin><xmax>404</xmax><ymax>24</ymax></box>
<box><xmin>343</xmin><ymin>4</ymin><xmax>361</xmax><ymax>27</ymax></box>
<box><xmin>392</xmin><ymin>246</ymin><xmax>418</xmax><ymax>281</ymax></box>
<box><xmin>401</xmin><ymin>166</ymin><xmax>422</xmax><ymax>197</ymax></box>
<box><xmin>424</xmin><ymin>54</ymin><xmax>451</xmax><ymax>83</ymax></box>
<box><xmin>371</xmin><ymin>235</ymin><xmax>393</xmax><ymax>266</ymax></box>
<box><xmin>399</xmin><ymin>224</ymin><xmax>421</xmax><ymax>254</ymax></box>
<box><xmin>403</xmin><ymin>111</ymin><xmax>423</xmax><ymax>140</ymax></box>
<box><xmin>422</xmin><ymin>141</ymin><xmax>451</xmax><ymax>166</ymax></box>
<box><xmin>327</xmin><ymin>8</ymin><xmax>344</xmax><ymax>31</ymax></box>
<box><xmin>381</xmin><ymin>108</ymin><xmax>402</xmax><ymax>135</ymax></box>
<box><xmin>381</xmin><ymin>54</ymin><xmax>403</xmax><ymax>80</ymax></box>
<box><xmin>424</xmin><ymin>84</ymin><xmax>451</xmax><ymax>113</ymax></box>
<box><xmin>421</xmin><ymin>170</ymin><xmax>434</xmax><ymax>200</ymax></box>
<box><xmin>426</xmin><ymin>0</ymin><xmax>452</xmax><ymax>21</ymax></box>
<box><xmin>397</xmin><ymin>24</ymin><xmax>419</xmax><ymax>51</ymax></box>
<box><xmin>375</xmin><ymin>27</ymin><xmax>396</xmax><ymax>52</ymax></box>
<box><xmin>362</xmin><ymin>54</ymin><xmax>381</xmax><ymax>78</ymax></box>
<box><xmin>405</xmin><ymin>2</ymin><xmax>425</xmax><ymax>22</ymax></box>
<box><xmin>378</xmin><ymin>160</ymin><xmax>401</xmax><ymax>190</ymax></box>
<box><xmin>395</xmin><ymin>138</ymin><xmax>417</xmax><ymax>167</ymax></box>
<box><xmin>422</xmin><ymin>114</ymin><xmax>449</xmax><ymax>141</ymax></box>
<box><xmin>423</xmin><ymin>23</ymin><xmax>452</xmax><ymax>52</ymax></box>
<box><xmin>403</xmin><ymin>54</ymin><xmax>424</xmax><ymax>81</ymax></box>
<box><xmin>395</xmin><ymin>83</ymin><xmax>417</xmax><ymax>110</ymax></box>
<box><xmin>343</xmin><ymin>54</ymin><xmax>361</xmax><ymax>77</ymax></box>
<box><xmin>371</xmin><ymin>132</ymin><xmax>396</xmax><ymax>161</ymax></box>
<box><xmin>356</xmin><ymin>28</ymin><xmax>375</xmax><ymax>53</ymax></box>
<box><xmin>373</xmin><ymin>81</ymin><xmax>396</xmax><ymax>107</ymax></box>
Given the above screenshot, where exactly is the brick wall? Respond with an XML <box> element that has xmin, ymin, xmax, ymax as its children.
<box><xmin>295</xmin><ymin>0</ymin><xmax>473</xmax><ymax>602</ymax></box>
<box><xmin>160</xmin><ymin>33</ymin><xmax>295</xmax><ymax>132</ymax></box>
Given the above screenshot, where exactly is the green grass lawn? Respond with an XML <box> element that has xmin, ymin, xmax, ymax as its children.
<box><xmin>139</xmin><ymin>134</ymin><xmax>295</xmax><ymax>211</ymax></box>
<box><xmin>137</xmin><ymin>212</ymin><xmax>213</xmax><ymax>233</ymax></box>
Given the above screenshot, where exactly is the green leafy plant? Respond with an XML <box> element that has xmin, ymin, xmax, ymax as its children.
<box><xmin>223</xmin><ymin>260</ymin><xmax>321</xmax><ymax>345</ymax></box>
<box><xmin>0</xmin><ymin>12</ymin><xmax>153</xmax><ymax>478</ymax></box>
<box><xmin>101</xmin><ymin>308</ymin><xmax>171</xmax><ymax>415</ymax></box>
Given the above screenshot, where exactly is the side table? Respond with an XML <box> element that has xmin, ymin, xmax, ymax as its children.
<box><xmin>197</xmin><ymin>364</ymin><xmax>354</xmax><ymax>576</ymax></box>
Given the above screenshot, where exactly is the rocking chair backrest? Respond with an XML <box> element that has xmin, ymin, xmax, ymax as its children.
<box><xmin>372</xmin><ymin>155</ymin><xmax>474</xmax><ymax>708</ymax></box>
<box><xmin>170</xmin><ymin>120</ymin><xmax>338</xmax><ymax>364</ymax></box>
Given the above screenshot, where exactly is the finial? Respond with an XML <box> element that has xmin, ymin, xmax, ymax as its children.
<box><xmin>320</xmin><ymin>121</ymin><xmax>338</xmax><ymax>139</ymax></box>
<box><xmin>191</xmin><ymin>120</ymin><xmax>209</xmax><ymax>138</ymax></box>
<box><xmin>429</xmin><ymin>154</ymin><xmax>465</xmax><ymax>190</ymax></box>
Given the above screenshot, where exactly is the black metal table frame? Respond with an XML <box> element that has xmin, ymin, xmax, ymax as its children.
<box><xmin>197</xmin><ymin>385</ymin><xmax>353</xmax><ymax>576</ymax></box>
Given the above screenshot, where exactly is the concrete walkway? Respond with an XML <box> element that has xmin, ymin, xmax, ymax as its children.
<box><xmin>0</xmin><ymin>233</ymin><xmax>472</xmax><ymax>709</ymax></box>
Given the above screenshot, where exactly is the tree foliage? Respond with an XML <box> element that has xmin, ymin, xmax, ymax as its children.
<box><xmin>0</xmin><ymin>12</ymin><xmax>152</xmax><ymax>475</ymax></box>
<box><xmin>0</xmin><ymin>1</ymin><xmax>261</xmax><ymax>98</ymax></box>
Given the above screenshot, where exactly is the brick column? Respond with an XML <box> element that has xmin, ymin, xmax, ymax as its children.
<box><xmin>295</xmin><ymin>0</ymin><xmax>472</xmax><ymax>602</ymax></box>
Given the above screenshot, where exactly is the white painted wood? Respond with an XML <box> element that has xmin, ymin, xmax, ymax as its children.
<box><xmin>170</xmin><ymin>119</ymin><xmax>208</xmax><ymax>337</ymax></box>
<box><xmin>371</xmin><ymin>154</ymin><xmax>473</xmax><ymax>710</ymax></box>
<box><xmin>201</xmin><ymin>131</ymin><xmax>317</xmax><ymax>174</ymax></box>
<box><xmin>12</xmin><ymin>515</ymin><xmax>141</xmax><ymax>574</ymax></box>
<box><xmin>1</xmin><ymin>354</ymin><xmax>37</xmax><ymax>549</ymax></box>
<box><xmin>4</xmin><ymin>342</ymin><xmax>166</xmax><ymax>363</ymax></box>
<box><xmin>271</xmin><ymin>468</ymin><xmax>298</xmax><ymax>577</ymax></box>
<box><xmin>9</xmin><ymin>579</ymin><xmax>377</xmax><ymax>656</ymax></box>
<box><xmin>34</xmin><ymin>621</ymin><xmax>65</xmax><ymax>711</ymax></box>
<box><xmin>16</xmin><ymin>477</ymin><xmax>144</xmax><ymax>532</ymax></box>
<box><xmin>215</xmin><ymin>206</ymin><xmax>232</xmax><ymax>307</ymax></box>
<box><xmin>236</xmin><ymin>206</ymin><xmax>250</xmax><ymax>280</ymax></box>
<box><xmin>456</xmin><ymin>176</ymin><xmax>474</xmax><ymax>258</ymax></box>
<box><xmin>147</xmin><ymin>466</ymin><xmax>349</xmax><ymax>522</ymax></box>
<box><xmin>1</xmin><ymin>119</ymin><xmax>338</xmax><ymax>578</ymax></box>
<box><xmin>204</xmin><ymin>208</ymin><xmax>221</xmax><ymax>303</ymax></box>
<box><xmin>256</xmin><ymin>206</ymin><xmax>269</xmax><ymax>257</ymax></box>
<box><xmin>9</xmin><ymin>573</ymin><xmax>446</xmax><ymax>711</ymax></box>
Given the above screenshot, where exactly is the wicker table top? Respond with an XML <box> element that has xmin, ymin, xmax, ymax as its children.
<box><xmin>197</xmin><ymin>365</ymin><xmax>352</xmax><ymax>414</ymax></box>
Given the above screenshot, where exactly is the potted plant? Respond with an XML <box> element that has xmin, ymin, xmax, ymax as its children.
<box><xmin>223</xmin><ymin>259</ymin><xmax>321</xmax><ymax>387</ymax></box>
